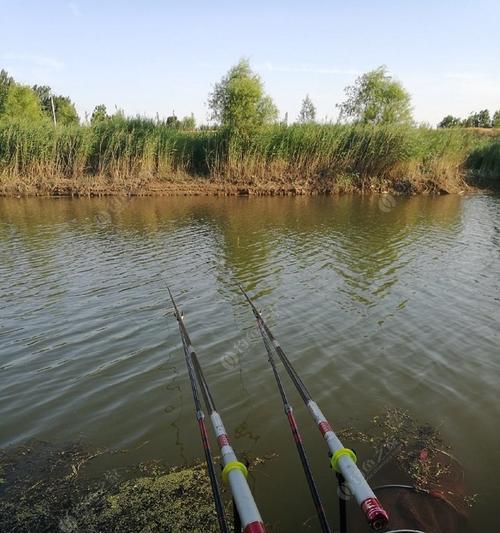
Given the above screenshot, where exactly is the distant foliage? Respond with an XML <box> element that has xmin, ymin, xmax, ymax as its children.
<box><xmin>208</xmin><ymin>58</ymin><xmax>278</xmax><ymax>138</ymax></box>
<box><xmin>180</xmin><ymin>114</ymin><xmax>196</xmax><ymax>130</ymax></box>
<box><xmin>1</xmin><ymin>61</ymin><xmax>499</xmax><ymax>192</ymax></box>
<box><xmin>91</xmin><ymin>104</ymin><xmax>109</xmax><ymax>125</ymax></box>
<box><xmin>32</xmin><ymin>85</ymin><xmax>79</xmax><ymax>125</ymax></box>
<box><xmin>0</xmin><ymin>74</ymin><xmax>78</xmax><ymax>125</ymax></box>
<box><xmin>438</xmin><ymin>115</ymin><xmax>462</xmax><ymax>128</ymax></box>
<box><xmin>297</xmin><ymin>95</ymin><xmax>316</xmax><ymax>123</ymax></box>
<box><xmin>463</xmin><ymin>109</ymin><xmax>491</xmax><ymax>128</ymax></box>
<box><xmin>0</xmin><ymin>118</ymin><xmax>499</xmax><ymax>192</ymax></box>
<box><xmin>0</xmin><ymin>69</ymin><xmax>13</xmax><ymax>115</ymax></box>
<box><xmin>166</xmin><ymin>114</ymin><xmax>179</xmax><ymax>128</ymax></box>
<box><xmin>439</xmin><ymin>109</ymin><xmax>499</xmax><ymax>129</ymax></box>
<box><xmin>494</xmin><ymin>111</ymin><xmax>500</xmax><ymax>129</ymax></box>
<box><xmin>162</xmin><ymin>114</ymin><xmax>196</xmax><ymax>130</ymax></box>
<box><xmin>337</xmin><ymin>66</ymin><xmax>413</xmax><ymax>125</ymax></box>
<box><xmin>52</xmin><ymin>96</ymin><xmax>79</xmax><ymax>125</ymax></box>
<box><xmin>3</xmin><ymin>84</ymin><xmax>43</xmax><ymax>120</ymax></box>
<box><xmin>32</xmin><ymin>85</ymin><xmax>53</xmax><ymax>115</ymax></box>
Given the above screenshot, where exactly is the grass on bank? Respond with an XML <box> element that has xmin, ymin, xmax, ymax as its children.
<box><xmin>0</xmin><ymin>117</ymin><xmax>498</xmax><ymax>195</ymax></box>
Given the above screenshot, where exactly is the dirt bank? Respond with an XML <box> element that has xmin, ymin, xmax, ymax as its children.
<box><xmin>0</xmin><ymin>171</ymin><xmax>478</xmax><ymax>197</ymax></box>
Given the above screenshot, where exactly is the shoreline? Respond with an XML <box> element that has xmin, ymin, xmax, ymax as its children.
<box><xmin>0</xmin><ymin>412</ymin><xmax>471</xmax><ymax>532</ymax></box>
<box><xmin>1</xmin><ymin>173</ymin><xmax>494</xmax><ymax>198</ymax></box>
<box><xmin>1</xmin><ymin>121</ymin><xmax>498</xmax><ymax>198</ymax></box>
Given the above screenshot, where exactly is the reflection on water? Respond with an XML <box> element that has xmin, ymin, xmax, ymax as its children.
<box><xmin>0</xmin><ymin>194</ymin><xmax>499</xmax><ymax>532</ymax></box>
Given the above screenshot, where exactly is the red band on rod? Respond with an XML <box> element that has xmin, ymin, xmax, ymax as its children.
<box><xmin>198</xmin><ymin>419</ymin><xmax>210</xmax><ymax>448</ymax></box>
<box><xmin>361</xmin><ymin>497</ymin><xmax>389</xmax><ymax>530</ymax></box>
<box><xmin>217</xmin><ymin>434</ymin><xmax>230</xmax><ymax>447</ymax></box>
<box><xmin>318</xmin><ymin>421</ymin><xmax>332</xmax><ymax>435</ymax></box>
<box><xmin>287</xmin><ymin>411</ymin><xmax>302</xmax><ymax>443</ymax></box>
<box><xmin>243</xmin><ymin>521</ymin><xmax>266</xmax><ymax>533</ymax></box>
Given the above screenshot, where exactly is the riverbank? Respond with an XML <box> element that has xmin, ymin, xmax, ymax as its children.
<box><xmin>0</xmin><ymin>411</ymin><xmax>471</xmax><ymax>532</ymax></box>
<box><xmin>0</xmin><ymin>174</ymin><xmax>470</xmax><ymax>197</ymax></box>
<box><xmin>1</xmin><ymin>119</ymin><xmax>498</xmax><ymax>197</ymax></box>
<box><xmin>1</xmin><ymin>172</ymin><xmax>499</xmax><ymax>197</ymax></box>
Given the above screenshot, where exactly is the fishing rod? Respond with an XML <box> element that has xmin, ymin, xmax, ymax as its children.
<box><xmin>168</xmin><ymin>288</ymin><xmax>266</xmax><ymax>533</ymax></box>
<box><xmin>256</xmin><ymin>318</ymin><xmax>332</xmax><ymax>533</ymax></box>
<box><xmin>168</xmin><ymin>288</ymin><xmax>228</xmax><ymax>533</ymax></box>
<box><xmin>238</xmin><ymin>284</ymin><xmax>389</xmax><ymax>531</ymax></box>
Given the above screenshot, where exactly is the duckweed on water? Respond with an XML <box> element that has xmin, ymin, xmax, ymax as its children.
<box><xmin>0</xmin><ymin>441</ymin><xmax>230</xmax><ymax>532</ymax></box>
<box><xmin>0</xmin><ymin>411</ymin><xmax>474</xmax><ymax>532</ymax></box>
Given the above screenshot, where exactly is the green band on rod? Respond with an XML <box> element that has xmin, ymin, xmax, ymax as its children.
<box><xmin>222</xmin><ymin>461</ymin><xmax>248</xmax><ymax>485</ymax></box>
<box><xmin>331</xmin><ymin>448</ymin><xmax>357</xmax><ymax>473</ymax></box>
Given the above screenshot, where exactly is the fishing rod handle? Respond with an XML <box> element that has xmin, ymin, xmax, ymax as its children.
<box><xmin>307</xmin><ymin>401</ymin><xmax>389</xmax><ymax>530</ymax></box>
<box><xmin>209</xmin><ymin>412</ymin><xmax>266</xmax><ymax>533</ymax></box>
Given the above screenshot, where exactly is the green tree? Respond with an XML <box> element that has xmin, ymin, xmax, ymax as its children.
<box><xmin>463</xmin><ymin>109</ymin><xmax>491</xmax><ymax>128</ymax></box>
<box><xmin>298</xmin><ymin>94</ymin><xmax>316</xmax><ymax>123</ymax></box>
<box><xmin>493</xmin><ymin>110</ymin><xmax>500</xmax><ymax>128</ymax></box>
<box><xmin>3</xmin><ymin>84</ymin><xmax>43</xmax><ymax>120</ymax></box>
<box><xmin>478</xmin><ymin>109</ymin><xmax>491</xmax><ymax>128</ymax></box>
<box><xmin>208</xmin><ymin>58</ymin><xmax>278</xmax><ymax>137</ymax></box>
<box><xmin>438</xmin><ymin>115</ymin><xmax>462</xmax><ymax>128</ymax></box>
<box><xmin>166</xmin><ymin>114</ymin><xmax>179</xmax><ymax>128</ymax></box>
<box><xmin>53</xmin><ymin>95</ymin><xmax>79</xmax><ymax>125</ymax></box>
<box><xmin>33</xmin><ymin>85</ymin><xmax>79</xmax><ymax>125</ymax></box>
<box><xmin>32</xmin><ymin>85</ymin><xmax>52</xmax><ymax>114</ymax></box>
<box><xmin>179</xmin><ymin>113</ymin><xmax>196</xmax><ymax>130</ymax></box>
<box><xmin>337</xmin><ymin>66</ymin><xmax>413</xmax><ymax>125</ymax></box>
<box><xmin>0</xmin><ymin>69</ymin><xmax>14</xmax><ymax>115</ymax></box>
<box><xmin>91</xmin><ymin>104</ymin><xmax>109</xmax><ymax>124</ymax></box>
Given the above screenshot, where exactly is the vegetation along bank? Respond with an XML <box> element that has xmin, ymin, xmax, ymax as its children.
<box><xmin>0</xmin><ymin>61</ymin><xmax>499</xmax><ymax>196</ymax></box>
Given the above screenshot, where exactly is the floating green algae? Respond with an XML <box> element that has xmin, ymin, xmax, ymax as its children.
<box><xmin>99</xmin><ymin>464</ymin><xmax>222</xmax><ymax>532</ymax></box>
<box><xmin>0</xmin><ymin>410</ymin><xmax>474</xmax><ymax>532</ymax></box>
<box><xmin>0</xmin><ymin>441</ymin><xmax>231</xmax><ymax>532</ymax></box>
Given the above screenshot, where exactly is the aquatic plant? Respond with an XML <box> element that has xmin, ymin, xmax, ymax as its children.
<box><xmin>0</xmin><ymin>441</ymin><xmax>228</xmax><ymax>532</ymax></box>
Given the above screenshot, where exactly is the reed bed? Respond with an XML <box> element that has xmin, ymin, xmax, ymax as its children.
<box><xmin>0</xmin><ymin>117</ymin><xmax>498</xmax><ymax>195</ymax></box>
<box><xmin>466</xmin><ymin>140</ymin><xmax>500</xmax><ymax>183</ymax></box>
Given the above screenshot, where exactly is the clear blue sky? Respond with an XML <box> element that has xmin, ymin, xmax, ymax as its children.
<box><xmin>1</xmin><ymin>0</ymin><xmax>499</xmax><ymax>125</ymax></box>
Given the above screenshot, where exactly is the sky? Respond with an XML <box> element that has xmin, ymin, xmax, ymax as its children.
<box><xmin>0</xmin><ymin>0</ymin><xmax>499</xmax><ymax>126</ymax></box>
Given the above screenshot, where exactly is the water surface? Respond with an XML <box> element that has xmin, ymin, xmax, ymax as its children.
<box><xmin>0</xmin><ymin>194</ymin><xmax>499</xmax><ymax>532</ymax></box>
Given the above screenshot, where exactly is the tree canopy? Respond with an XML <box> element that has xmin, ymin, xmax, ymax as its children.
<box><xmin>0</xmin><ymin>69</ymin><xmax>14</xmax><ymax>115</ymax></box>
<box><xmin>180</xmin><ymin>114</ymin><xmax>196</xmax><ymax>130</ymax></box>
<box><xmin>298</xmin><ymin>94</ymin><xmax>316</xmax><ymax>124</ymax></box>
<box><xmin>52</xmin><ymin>96</ymin><xmax>79</xmax><ymax>125</ymax></box>
<box><xmin>493</xmin><ymin>111</ymin><xmax>500</xmax><ymax>129</ymax></box>
<box><xmin>32</xmin><ymin>85</ymin><xmax>79</xmax><ymax>125</ymax></box>
<box><xmin>91</xmin><ymin>104</ymin><xmax>109</xmax><ymax>125</ymax></box>
<box><xmin>463</xmin><ymin>109</ymin><xmax>491</xmax><ymax>128</ymax></box>
<box><xmin>337</xmin><ymin>66</ymin><xmax>413</xmax><ymax>125</ymax></box>
<box><xmin>3</xmin><ymin>84</ymin><xmax>43</xmax><ymax>120</ymax></box>
<box><xmin>438</xmin><ymin>115</ymin><xmax>462</xmax><ymax>128</ymax></box>
<box><xmin>438</xmin><ymin>109</ymin><xmax>500</xmax><ymax>129</ymax></box>
<box><xmin>208</xmin><ymin>59</ymin><xmax>278</xmax><ymax>137</ymax></box>
<box><xmin>166</xmin><ymin>114</ymin><xmax>179</xmax><ymax>128</ymax></box>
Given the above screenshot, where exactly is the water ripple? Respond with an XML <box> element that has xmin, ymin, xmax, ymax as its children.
<box><xmin>0</xmin><ymin>194</ymin><xmax>499</xmax><ymax>532</ymax></box>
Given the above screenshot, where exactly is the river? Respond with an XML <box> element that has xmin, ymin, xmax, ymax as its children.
<box><xmin>0</xmin><ymin>194</ymin><xmax>499</xmax><ymax>532</ymax></box>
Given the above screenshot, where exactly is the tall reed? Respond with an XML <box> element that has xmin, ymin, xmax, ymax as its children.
<box><xmin>0</xmin><ymin>117</ymin><xmax>497</xmax><ymax>193</ymax></box>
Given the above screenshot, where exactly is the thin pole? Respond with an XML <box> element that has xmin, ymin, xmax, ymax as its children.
<box><xmin>238</xmin><ymin>284</ymin><xmax>389</xmax><ymax>531</ymax></box>
<box><xmin>50</xmin><ymin>95</ymin><xmax>57</xmax><ymax>125</ymax></box>
<box><xmin>257</xmin><ymin>319</ymin><xmax>331</xmax><ymax>533</ymax></box>
<box><xmin>169</xmin><ymin>288</ymin><xmax>266</xmax><ymax>533</ymax></box>
<box><xmin>168</xmin><ymin>290</ymin><xmax>229</xmax><ymax>533</ymax></box>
